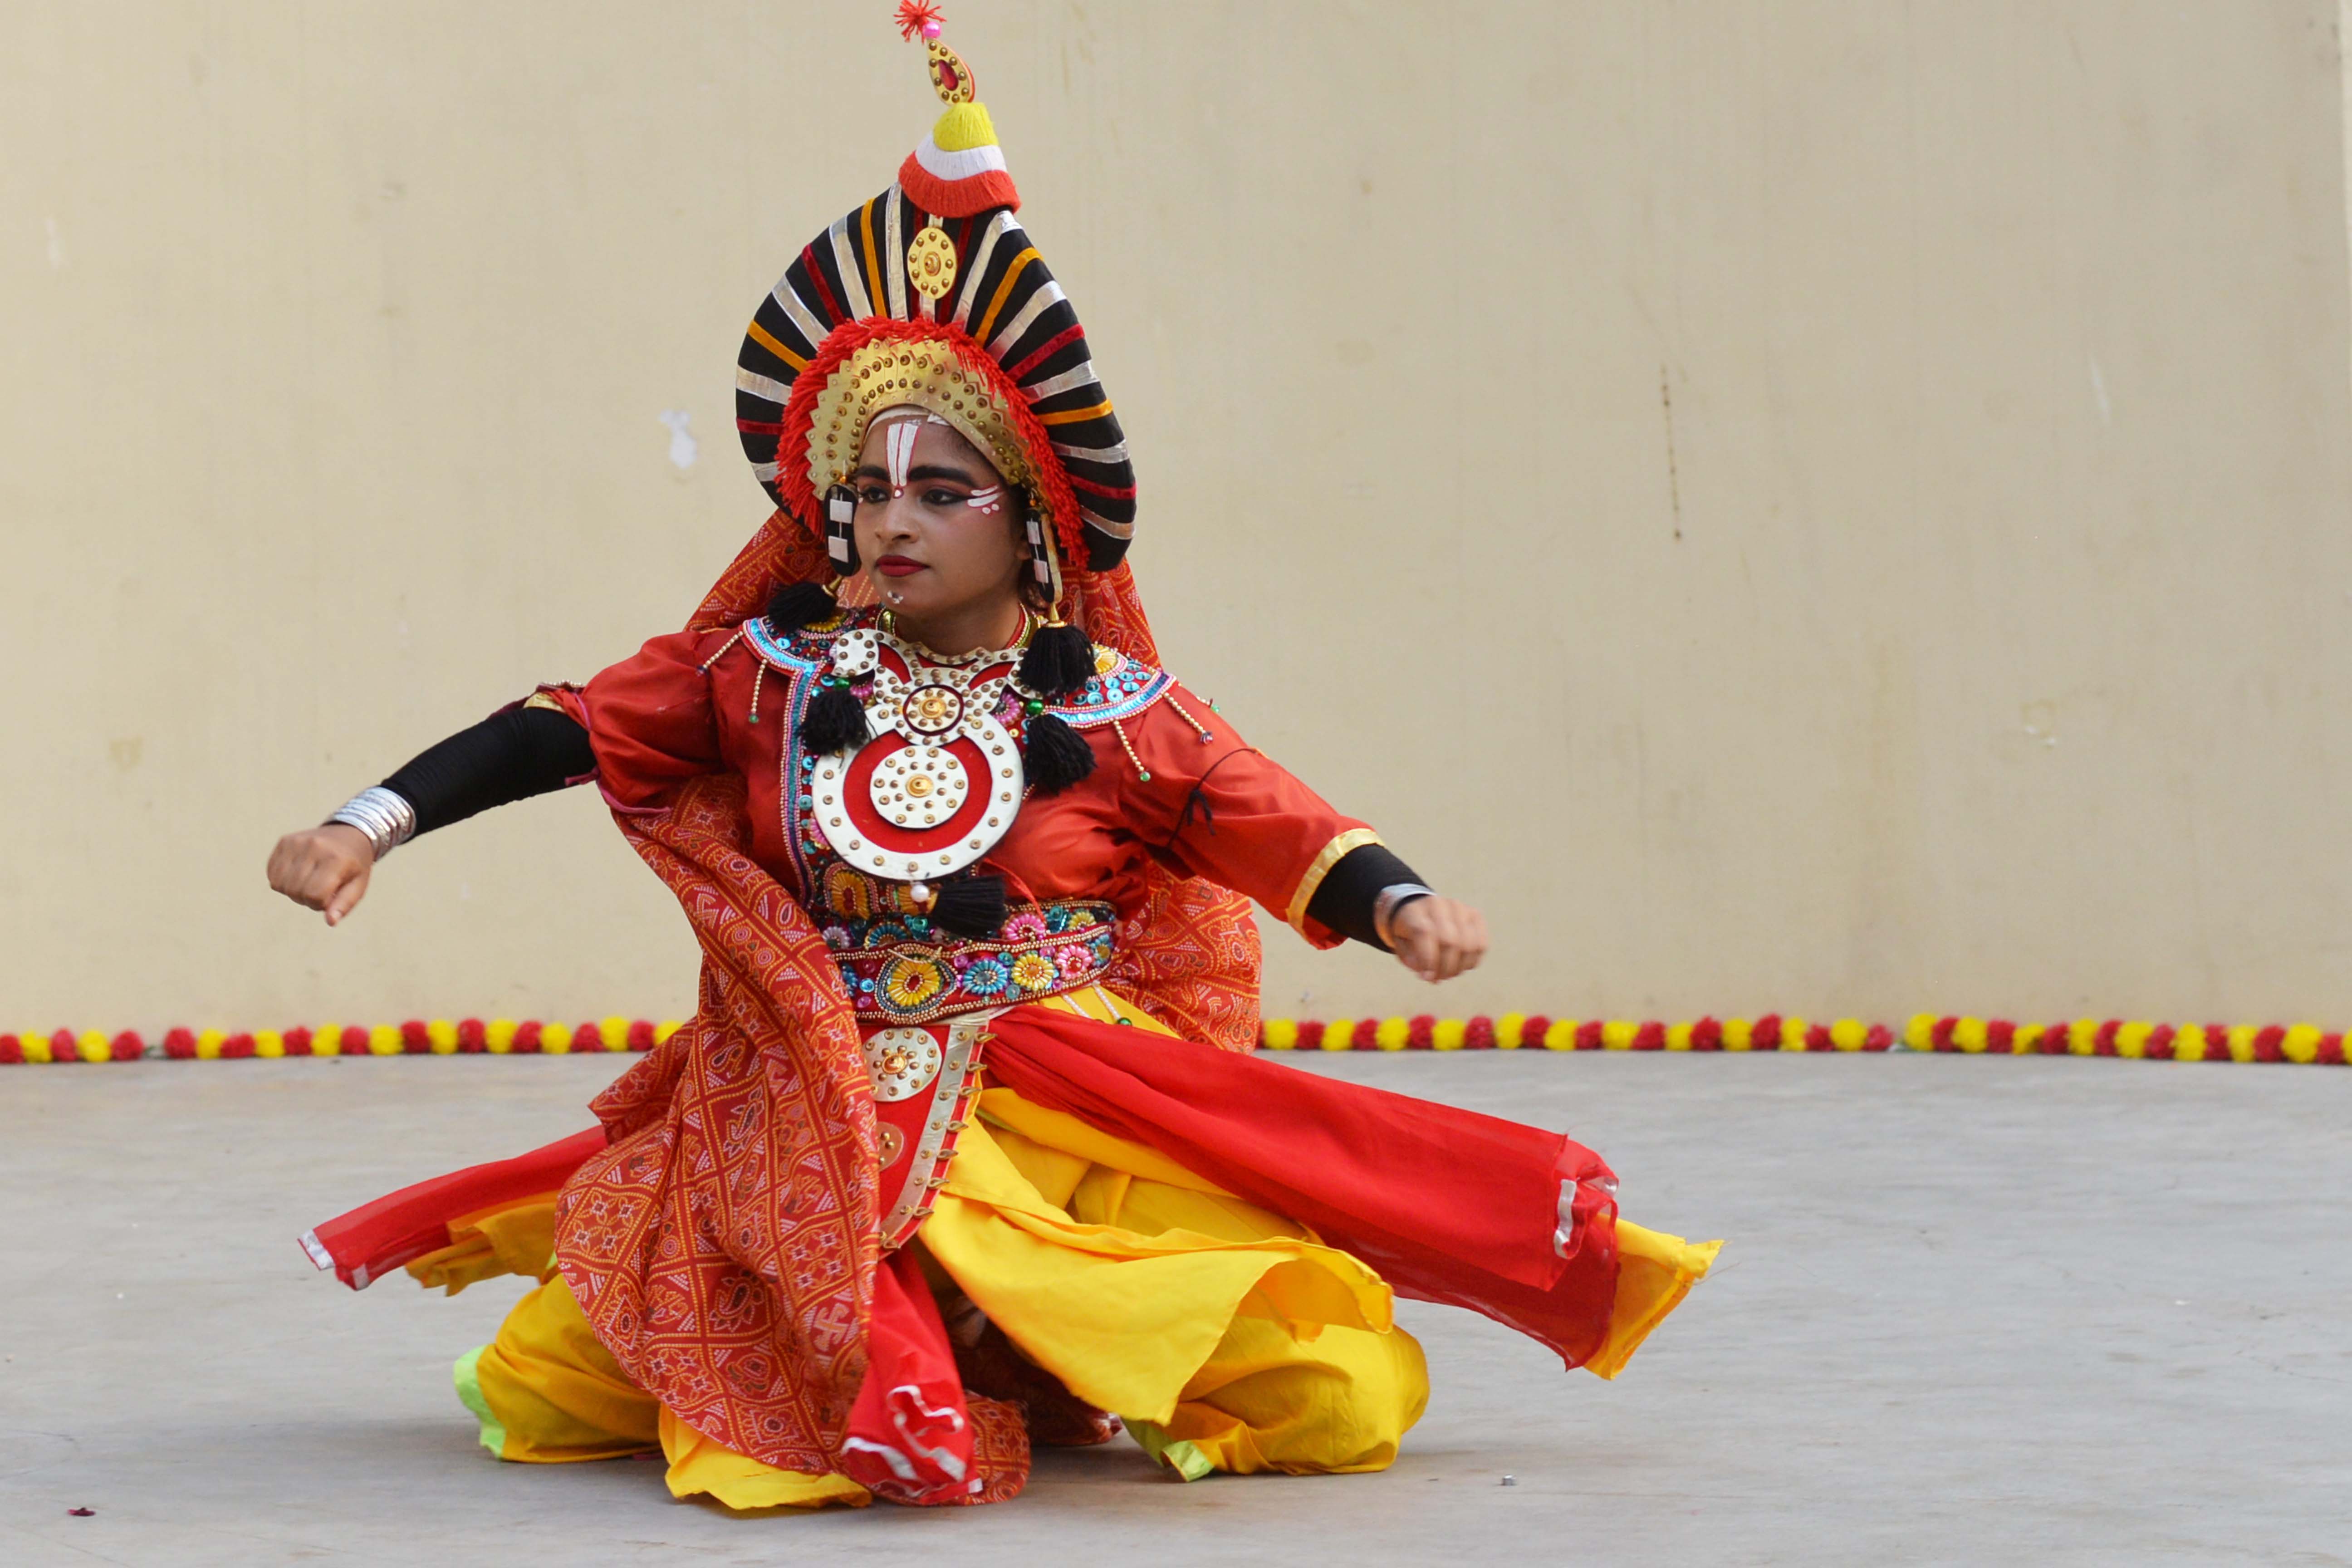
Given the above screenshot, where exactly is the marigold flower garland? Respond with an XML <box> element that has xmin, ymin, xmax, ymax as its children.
<box><xmin>0</xmin><ymin>1011</ymin><xmax>2342</xmax><ymax>1064</ymax></box>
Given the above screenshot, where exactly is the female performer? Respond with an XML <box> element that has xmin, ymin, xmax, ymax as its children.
<box><xmin>273</xmin><ymin>7</ymin><xmax>1716</xmax><ymax>1510</ymax></box>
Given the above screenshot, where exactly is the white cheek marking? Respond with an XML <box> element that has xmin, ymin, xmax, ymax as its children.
<box><xmin>965</xmin><ymin>485</ymin><xmax>1004</xmax><ymax>515</ymax></box>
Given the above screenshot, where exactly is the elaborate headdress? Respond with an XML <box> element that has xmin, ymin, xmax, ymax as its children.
<box><xmin>733</xmin><ymin>1</ymin><xmax>1137</xmax><ymax>630</ymax></box>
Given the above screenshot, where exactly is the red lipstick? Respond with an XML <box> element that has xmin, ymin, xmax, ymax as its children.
<box><xmin>875</xmin><ymin>555</ymin><xmax>925</xmax><ymax>577</ymax></box>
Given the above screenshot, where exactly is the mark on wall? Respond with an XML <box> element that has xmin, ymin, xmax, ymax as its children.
<box><xmin>108</xmin><ymin>737</ymin><xmax>142</xmax><ymax>770</ymax></box>
<box><xmin>2088</xmin><ymin>354</ymin><xmax>2112</xmax><ymax>426</ymax></box>
<box><xmin>660</xmin><ymin>410</ymin><xmax>697</xmax><ymax>470</ymax></box>
<box><xmin>1660</xmin><ymin>364</ymin><xmax>1683</xmax><ymax>540</ymax></box>
<box><xmin>2022</xmin><ymin>701</ymin><xmax>2058</xmax><ymax>748</ymax></box>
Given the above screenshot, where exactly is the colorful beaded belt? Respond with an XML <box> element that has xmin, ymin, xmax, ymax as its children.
<box><xmin>834</xmin><ymin>901</ymin><xmax>1118</xmax><ymax>1024</ymax></box>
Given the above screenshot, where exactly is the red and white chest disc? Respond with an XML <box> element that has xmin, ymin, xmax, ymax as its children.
<box><xmin>810</xmin><ymin>629</ymin><xmax>1026</xmax><ymax>882</ymax></box>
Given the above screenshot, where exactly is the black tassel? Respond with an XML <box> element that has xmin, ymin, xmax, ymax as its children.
<box><xmin>1018</xmin><ymin>622</ymin><xmax>1096</xmax><ymax>700</ymax></box>
<box><xmin>930</xmin><ymin>876</ymin><xmax>1009</xmax><ymax>939</ymax></box>
<box><xmin>1022</xmin><ymin>710</ymin><xmax>1097</xmax><ymax>795</ymax></box>
<box><xmin>802</xmin><ymin>679</ymin><xmax>870</xmax><ymax>755</ymax></box>
<box><xmin>764</xmin><ymin>580</ymin><xmax>838</xmax><ymax>637</ymax></box>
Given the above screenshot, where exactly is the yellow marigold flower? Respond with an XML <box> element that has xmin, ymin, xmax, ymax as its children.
<box><xmin>1374</xmin><ymin>1017</ymin><xmax>1409</xmax><ymax>1051</ymax></box>
<box><xmin>1496</xmin><ymin>1013</ymin><xmax>1527</xmax><ymax>1050</ymax></box>
<box><xmin>1322</xmin><ymin>1017</ymin><xmax>1356</xmax><ymax>1052</ymax></box>
<box><xmin>1261</xmin><ymin>1018</ymin><xmax>1298</xmax><ymax>1050</ymax></box>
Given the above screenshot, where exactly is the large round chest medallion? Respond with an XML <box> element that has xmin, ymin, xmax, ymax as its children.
<box><xmin>810</xmin><ymin>634</ymin><xmax>1026</xmax><ymax>881</ymax></box>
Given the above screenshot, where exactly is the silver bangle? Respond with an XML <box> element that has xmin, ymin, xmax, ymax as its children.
<box><xmin>1372</xmin><ymin>883</ymin><xmax>1436</xmax><ymax>949</ymax></box>
<box><xmin>327</xmin><ymin>787</ymin><xmax>417</xmax><ymax>862</ymax></box>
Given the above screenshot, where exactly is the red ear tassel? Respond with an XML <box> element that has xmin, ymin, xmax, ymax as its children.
<box><xmin>895</xmin><ymin>2</ymin><xmax>946</xmax><ymax>42</ymax></box>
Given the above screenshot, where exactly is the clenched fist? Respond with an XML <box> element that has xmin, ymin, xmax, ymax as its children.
<box><xmin>1388</xmin><ymin>896</ymin><xmax>1488</xmax><ymax>984</ymax></box>
<box><xmin>267</xmin><ymin>824</ymin><xmax>375</xmax><ymax>926</ymax></box>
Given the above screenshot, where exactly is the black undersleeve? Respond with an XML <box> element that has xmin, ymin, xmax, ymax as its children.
<box><xmin>1306</xmin><ymin>843</ymin><xmax>1428</xmax><ymax>952</ymax></box>
<box><xmin>381</xmin><ymin>706</ymin><xmax>597</xmax><ymax>837</ymax></box>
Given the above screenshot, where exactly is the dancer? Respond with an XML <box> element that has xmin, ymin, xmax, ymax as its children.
<box><xmin>272</xmin><ymin>6</ymin><xmax>1716</xmax><ymax>1509</ymax></box>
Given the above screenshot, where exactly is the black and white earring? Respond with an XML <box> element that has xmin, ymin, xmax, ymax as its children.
<box><xmin>825</xmin><ymin>484</ymin><xmax>861</xmax><ymax>575</ymax></box>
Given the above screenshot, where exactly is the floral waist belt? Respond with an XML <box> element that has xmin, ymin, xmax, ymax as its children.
<box><xmin>836</xmin><ymin>901</ymin><xmax>1119</xmax><ymax>1024</ymax></box>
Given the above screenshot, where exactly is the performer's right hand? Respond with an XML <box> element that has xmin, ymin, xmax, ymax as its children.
<box><xmin>267</xmin><ymin>825</ymin><xmax>374</xmax><ymax>926</ymax></box>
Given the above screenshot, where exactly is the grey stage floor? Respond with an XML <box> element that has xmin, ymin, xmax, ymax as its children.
<box><xmin>3</xmin><ymin>1050</ymin><xmax>2347</xmax><ymax>1567</ymax></box>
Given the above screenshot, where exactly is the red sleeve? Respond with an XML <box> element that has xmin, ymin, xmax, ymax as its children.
<box><xmin>1114</xmin><ymin>683</ymin><xmax>1380</xmax><ymax>950</ymax></box>
<box><xmin>561</xmin><ymin>629</ymin><xmax>727</xmax><ymax>812</ymax></box>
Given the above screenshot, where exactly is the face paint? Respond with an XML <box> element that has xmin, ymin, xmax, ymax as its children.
<box><xmin>883</xmin><ymin>418</ymin><xmax>921</xmax><ymax>495</ymax></box>
<box><xmin>965</xmin><ymin>484</ymin><xmax>1004</xmax><ymax>515</ymax></box>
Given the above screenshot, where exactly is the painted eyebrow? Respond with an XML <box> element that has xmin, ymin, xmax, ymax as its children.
<box><xmin>852</xmin><ymin>463</ymin><xmax>987</xmax><ymax>486</ymax></box>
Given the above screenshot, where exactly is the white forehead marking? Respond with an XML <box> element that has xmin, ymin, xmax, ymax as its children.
<box><xmin>885</xmin><ymin>419</ymin><xmax>921</xmax><ymax>490</ymax></box>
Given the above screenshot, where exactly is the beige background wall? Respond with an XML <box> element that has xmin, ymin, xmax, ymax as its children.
<box><xmin>4</xmin><ymin>1</ymin><xmax>2350</xmax><ymax>1031</ymax></box>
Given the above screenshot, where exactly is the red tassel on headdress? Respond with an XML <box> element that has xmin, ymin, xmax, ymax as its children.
<box><xmin>896</xmin><ymin>2</ymin><xmax>947</xmax><ymax>41</ymax></box>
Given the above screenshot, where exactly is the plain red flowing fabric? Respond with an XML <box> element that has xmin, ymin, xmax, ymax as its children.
<box><xmin>980</xmin><ymin>1005</ymin><xmax>1625</xmax><ymax>1369</ymax></box>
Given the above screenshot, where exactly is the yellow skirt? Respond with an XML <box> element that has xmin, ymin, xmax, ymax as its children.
<box><xmin>440</xmin><ymin>989</ymin><xmax>1717</xmax><ymax>1508</ymax></box>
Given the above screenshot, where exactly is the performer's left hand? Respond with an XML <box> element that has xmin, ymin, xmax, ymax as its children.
<box><xmin>1389</xmin><ymin>897</ymin><xmax>1487</xmax><ymax>984</ymax></box>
